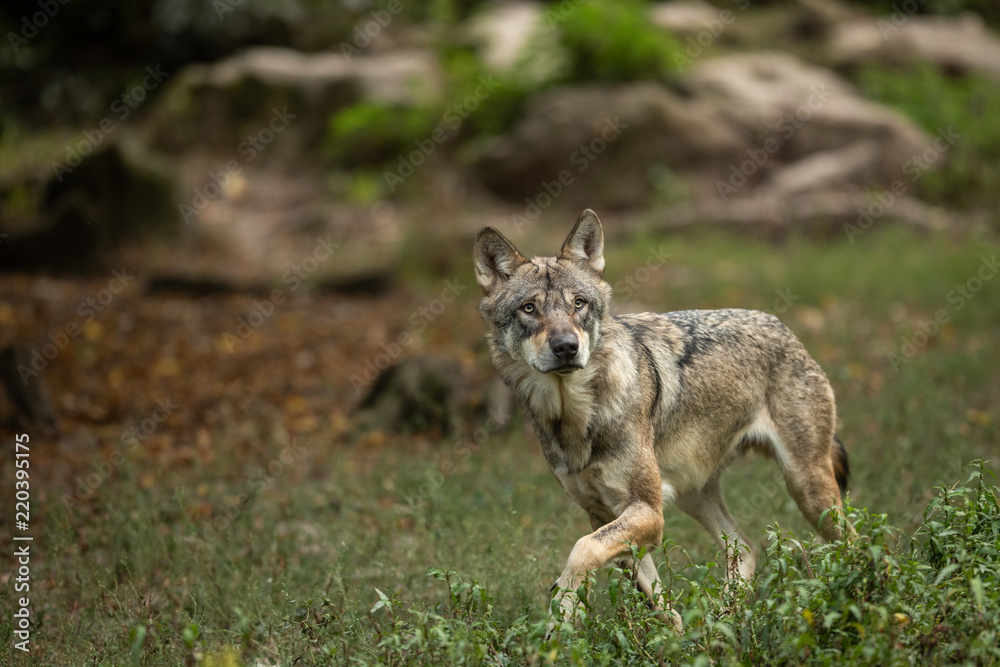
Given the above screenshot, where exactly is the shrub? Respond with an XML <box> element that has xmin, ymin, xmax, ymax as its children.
<box><xmin>326</xmin><ymin>0</ymin><xmax>686</xmax><ymax>181</ymax></box>
<box><xmin>341</xmin><ymin>461</ymin><xmax>1000</xmax><ymax>664</ymax></box>
<box><xmin>552</xmin><ymin>0</ymin><xmax>682</xmax><ymax>83</ymax></box>
<box><xmin>327</xmin><ymin>102</ymin><xmax>439</xmax><ymax>167</ymax></box>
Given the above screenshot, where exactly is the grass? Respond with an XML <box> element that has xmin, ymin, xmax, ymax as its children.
<box><xmin>1</xmin><ymin>224</ymin><xmax>998</xmax><ymax>665</ymax></box>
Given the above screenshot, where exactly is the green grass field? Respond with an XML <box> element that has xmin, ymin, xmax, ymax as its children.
<box><xmin>2</xmin><ymin>225</ymin><xmax>999</xmax><ymax>665</ymax></box>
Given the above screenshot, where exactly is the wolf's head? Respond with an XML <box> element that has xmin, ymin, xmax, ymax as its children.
<box><xmin>474</xmin><ymin>209</ymin><xmax>612</xmax><ymax>375</ymax></box>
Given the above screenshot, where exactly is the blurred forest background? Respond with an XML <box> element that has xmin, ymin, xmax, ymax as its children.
<box><xmin>1</xmin><ymin>0</ymin><xmax>999</xmax><ymax>664</ymax></box>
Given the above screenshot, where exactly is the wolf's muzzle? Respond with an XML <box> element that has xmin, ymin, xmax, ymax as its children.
<box><xmin>550</xmin><ymin>333</ymin><xmax>580</xmax><ymax>364</ymax></box>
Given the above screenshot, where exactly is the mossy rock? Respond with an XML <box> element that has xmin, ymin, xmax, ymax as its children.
<box><xmin>1</xmin><ymin>142</ymin><xmax>178</xmax><ymax>273</ymax></box>
<box><xmin>145</xmin><ymin>47</ymin><xmax>441</xmax><ymax>158</ymax></box>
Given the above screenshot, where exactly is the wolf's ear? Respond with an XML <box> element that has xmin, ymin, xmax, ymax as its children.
<box><xmin>559</xmin><ymin>209</ymin><xmax>605</xmax><ymax>277</ymax></box>
<box><xmin>474</xmin><ymin>227</ymin><xmax>528</xmax><ymax>295</ymax></box>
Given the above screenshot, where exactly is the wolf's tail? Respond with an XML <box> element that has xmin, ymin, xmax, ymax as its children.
<box><xmin>832</xmin><ymin>435</ymin><xmax>850</xmax><ymax>494</ymax></box>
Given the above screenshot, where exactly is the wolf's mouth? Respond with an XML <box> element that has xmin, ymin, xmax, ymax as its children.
<box><xmin>549</xmin><ymin>364</ymin><xmax>584</xmax><ymax>375</ymax></box>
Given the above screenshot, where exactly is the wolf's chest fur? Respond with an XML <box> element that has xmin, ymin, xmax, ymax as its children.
<box><xmin>517</xmin><ymin>366</ymin><xmax>598</xmax><ymax>472</ymax></box>
<box><xmin>497</xmin><ymin>333</ymin><xmax>645</xmax><ymax>477</ymax></box>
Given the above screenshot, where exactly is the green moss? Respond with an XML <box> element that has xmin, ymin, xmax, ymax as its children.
<box><xmin>325</xmin><ymin>0</ymin><xmax>685</xmax><ymax>183</ymax></box>
<box><xmin>855</xmin><ymin>64</ymin><xmax>1000</xmax><ymax>213</ymax></box>
<box><xmin>552</xmin><ymin>0</ymin><xmax>683</xmax><ymax>83</ymax></box>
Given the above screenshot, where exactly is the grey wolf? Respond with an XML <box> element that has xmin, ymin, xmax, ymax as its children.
<box><xmin>473</xmin><ymin>209</ymin><xmax>850</xmax><ymax>628</ymax></box>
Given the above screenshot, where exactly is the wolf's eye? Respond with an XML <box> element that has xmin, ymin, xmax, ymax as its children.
<box><xmin>574</xmin><ymin>297</ymin><xmax>586</xmax><ymax>309</ymax></box>
<box><xmin>521</xmin><ymin>303</ymin><xmax>535</xmax><ymax>314</ymax></box>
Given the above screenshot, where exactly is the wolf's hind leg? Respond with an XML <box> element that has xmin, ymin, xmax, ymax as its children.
<box><xmin>776</xmin><ymin>454</ymin><xmax>848</xmax><ymax>542</ymax></box>
<box><xmin>769</xmin><ymin>413</ymin><xmax>851</xmax><ymax>541</ymax></box>
<box><xmin>767</xmin><ymin>368</ymin><xmax>854</xmax><ymax>542</ymax></box>
<box><xmin>674</xmin><ymin>475</ymin><xmax>757</xmax><ymax>581</ymax></box>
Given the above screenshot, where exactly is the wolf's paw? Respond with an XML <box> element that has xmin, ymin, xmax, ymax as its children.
<box><xmin>545</xmin><ymin>585</ymin><xmax>587</xmax><ymax>638</ymax></box>
<box><xmin>653</xmin><ymin>605</ymin><xmax>683</xmax><ymax>633</ymax></box>
<box><xmin>644</xmin><ymin>593</ymin><xmax>683</xmax><ymax>633</ymax></box>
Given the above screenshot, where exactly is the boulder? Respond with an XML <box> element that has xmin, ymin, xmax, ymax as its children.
<box><xmin>686</xmin><ymin>52</ymin><xmax>931</xmax><ymax>189</ymax></box>
<box><xmin>146</xmin><ymin>46</ymin><xmax>442</xmax><ymax>156</ymax></box>
<box><xmin>794</xmin><ymin>0</ymin><xmax>857</xmax><ymax>28</ymax></box>
<box><xmin>0</xmin><ymin>345</ymin><xmax>58</xmax><ymax>435</ymax></box>
<box><xmin>649</xmin><ymin>1</ymin><xmax>724</xmax><ymax>35</ymax></box>
<box><xmin>1</xmin><ymin>142</ymin><xmax>177</xmax><ymax>273</ymax></box>
<box><xmin>652</xmin><ymin>0</ymin><xmax>858</xmax><ymax>53</ymax></box>
<box><xmin>829</xmin><ymin>13</ymin><xmax>1000</xmax><ymax>83</ymax></box>
<box><xmin>472</xmin><ymin>82</ymin><xmax>745</xmax><ymax>208</ymax></box>
<box><xmin>465</xmin><ymin>2</ymin><xmax>566</xmax><ymax>88</ymax></box>
<box><xmin>762</xmin><ymin>140</ymin><xmax>883</xmax><ymax>197</ymax></box>
<box><xmin>356</xmin><ymin>356</ymin><xmax>462</xmax><ymax>436</ymax></box>
<box><xmin>473</xmin><ymin>52</ymin><xmax>935</xmax><ymax>208</ymax></box>
<box><xmin>467</xmin><ymin>2</ymin><xmax>545</xmax><ymax>72</ymax></box>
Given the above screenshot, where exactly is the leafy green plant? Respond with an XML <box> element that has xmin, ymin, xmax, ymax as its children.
<box><xmin>327</xmin><ymin>102</ymin><xmax>439</xmax><ymax>167</ymax></box>
<box><xmin>325</xmin><ymin>50</ymin><xmax>534</xmax><ymax>183</ymax></box>
<box><xmin>301</xmin><ymin>462</ymin><xmax>1000</xmax><ymax>664</ymax></box>
<box><xmin>326</xmin><ymin>0</ymin><xmax>686</xmax><ymax>181</ymax></box>
<box><xmin>553</xmin><ymin>0</ymin><xmax>682</xmax><ymax>83</ymax></box>
<box><xmin>437</xmin><ymin>48</ymin><xmax>536</xmax><ymax>138</ymax></box>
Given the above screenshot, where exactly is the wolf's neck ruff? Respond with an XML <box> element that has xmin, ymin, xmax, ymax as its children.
<box><xmin>491</xmin><ymin>316</ymin><xmax>645</xmax><ymax>476</ymax></box>
<box><xmin>490</xmin><ymin>344</ymin><xmax>596</xmax><ymax>466</ymax></box>
<box><xmin>528</xmin><ymin>367</ymin><xmax>597</xmax><ymax>473</ymax></box>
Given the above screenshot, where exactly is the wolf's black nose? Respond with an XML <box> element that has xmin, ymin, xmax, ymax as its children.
<box><xmin>550</xmin><ymin>335</ymin><xmax>579</xmax><ymax>362</ymax></box>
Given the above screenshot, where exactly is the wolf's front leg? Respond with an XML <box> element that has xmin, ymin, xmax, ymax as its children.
<box><xmin>549</xmin><ymin>501</ymin><xmax>670</xmax><ymax>627</ymax></box>
<box><xmin>630</xmin><ymin>550</ymin><xmax>683</xmax><ymax>631</ymax></box>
